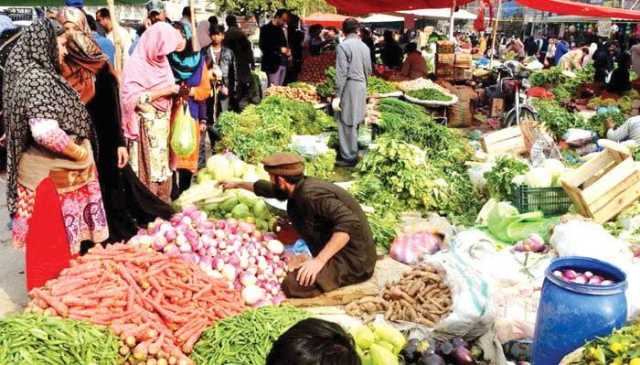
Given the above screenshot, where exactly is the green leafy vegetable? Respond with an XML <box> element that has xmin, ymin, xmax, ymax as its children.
<box><xmin>316</xmin><ymin>67</ymin><xmax>336</xmax><ymax>98</ymax></box>
<box><xmin>304</xmin><ymin>149</ymin><xmax>337</xmax><ymax>180</ymax></box>
<box><xmin>484</xmin><ymin>156</ymin><xmax>529</xmax><ymax>201</ymax></box>
<box><xmin>533</xmin><ymin>99</ymin><xmax>588</xmax><ymax>140</ymax></box>
<box><xmin>217</xmin><ymin>96</ymin><xmax>335</xmax><ymax>164</ymax></box>
<box><xmin>367</xmin><ymin>76</ymin><xmax>397</xmax><ymax>95</ymax></box>
<box><xmin>367</xmin><ymin>211</ymin><xmax>399</xmax><ymax>253</ymax></box>
<box><xmin>406</xmin><ymin>88</ymin><xmax>453</xmax><ymax>102</ymax></box>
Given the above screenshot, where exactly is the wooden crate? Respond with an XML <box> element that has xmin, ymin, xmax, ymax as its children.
<box><xmin>437</xmin><ymin>53</ymin><xmax>455</xmax><ymax>65</ymax></box>
<box><xmin>560</xmin><ymin>143</ymin><xmax>640</xmax><ymax>223</ymax></box>
<box><xmin>480</xmin><ymin>126</ymin><xmax>527</xmax><ymax>156</ymax></box>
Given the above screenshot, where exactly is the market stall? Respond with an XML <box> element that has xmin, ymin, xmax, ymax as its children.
<box><xmin>5</xmin><ymin>2</ymin><xmax>640</xmax><ymax>364</ymax></box>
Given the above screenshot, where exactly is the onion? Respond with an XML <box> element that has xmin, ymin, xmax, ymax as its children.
<box><xmin>242</xmin><ymin>285</ymin><xmax>265</xmax><ymax>306</ymax></box>
<box><xmin>588</xmin><ymin>276</ymin><xmax>602</xmax><ymax>285</ymax></box>
<box><xmin>601</xmin><ymin>280</ymin><xmax>615</xmax><ymax>285</ymax></box>
<box><xmin>584</xmin><ymin>271</ymin><xmax>594</xmax><ymax>279</ymax></box>
<box><xmin>573</xmin><ymin>275</ymin><xmax>587</xmax><ymax>284</ymax></box>
<box><xmin>563</xmin><ymin>270</ymin><xmax>577</xmax><ymax>280</ymax></box>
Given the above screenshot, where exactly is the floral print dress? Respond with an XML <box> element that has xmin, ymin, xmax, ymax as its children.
<box><xmin>12</xmin><ymin>118</ymin><xmax>108</xmax><ymax>254</ymax></box>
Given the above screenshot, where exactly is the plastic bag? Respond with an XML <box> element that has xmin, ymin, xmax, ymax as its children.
<box><xmin>290</xmin><ymin>134</ymin><xmax>331</xmax><ymax>157</ymax></box>
<box><xmin>550</xmin><ymin>219</ymin><xmax>640</xmax><ymax>319</ymax></box>
<box><xmin>170</xmin><ymin>104</ymin><xmax>197</xmax><ymax>157</ymax></box>
<box><xmin>422</xmin><ymin>230</ymin><xmax>495</xmax><ymax>341</ymax></box>
<box><xmin>390</xmin><ymin>231</ymin><xmax>442</xmax><ymax>265</ymax></box>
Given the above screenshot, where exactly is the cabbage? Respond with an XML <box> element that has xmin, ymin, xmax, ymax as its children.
<box><xmin>207</xmin><ymin>155</ymin><xmax>233</xmax><ymax>181</ymax></box>
<box><xmin>253</xmin><ymin>200</ymin><xmax>270</xmax><ymax>220</ymax></box>
<box><xmin>196</xmin><ymin>170</ymin><xmax>213</xmax><ymax>184</ymax></box>
<box><xmin>231</xmin><ymin>204</ymin><xmax>251</xmax><ymax>219</ymax></box>
<box><xmin>231</xmin><ymin>158</ymin><xmax>247</xmax><ymax>178</ymax></box>
<box><xmin>542</xmin><ymin>158</ymin><xmax>566</xmax><ymax>187</ymax></box>
<box><xmin>525</xmin><ymin>168</ymin><xmax>553</xmax><ymax>188</ymax></box>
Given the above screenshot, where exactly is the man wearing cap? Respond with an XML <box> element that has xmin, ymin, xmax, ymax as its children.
<box><xmin>222</xmin><ymin>152</ymin><xmax>377</xmax><ymax>298</ymax></box>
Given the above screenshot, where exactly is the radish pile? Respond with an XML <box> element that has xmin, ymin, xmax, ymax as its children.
<box><xmin>130</xmin><ymin>207</ymin><xmax>289</xmax><ymax>306</ymax></box>
<box><xmin>25</xmin><ymin>244</ymin><xmax>244</xmax><ymax>365</ymax></box>
<box><xmin>553</xmin><ymin>269</ymin><xmax>616</xmax><ymax>286</ymax></box>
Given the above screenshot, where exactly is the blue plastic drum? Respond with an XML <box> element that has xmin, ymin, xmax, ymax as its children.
<box><xmin>532</xmin><ymin>256</ymin><xmax>628</xmax><ymax>365</ymax></box>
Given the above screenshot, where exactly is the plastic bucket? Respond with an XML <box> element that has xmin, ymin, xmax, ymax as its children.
<box><xmin>532</xmin><ymin>256</ymin><xmax>627</xmax><ymax>365</ymax></box>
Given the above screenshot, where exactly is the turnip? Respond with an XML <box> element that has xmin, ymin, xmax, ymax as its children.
<box><xmin>241</xmin><ymin>273</ymin><xmax>257</xmax><ymax>286</ymax></box>
<box><xmin>267</xmin><ymin>240</ymin><xmax>284</xmax><ymax>255</ymax></box>
<box><xmin>584</xmin><ymin>271</ymin><xmax>594</xmax><ymax>279</ymax></box>
<box><xmin>165</xmin><ymin>230</ymin><xmax>177</xmax><ymax>242</ymax></box>
<box><xmin>179</xmin><ymin>242</ymin><xmax>191</xmax><ymax>253</ymax></box>
<box><xmin>601</xmin><ymin>280</ymin><xmax>614</xmax><ymax>285</ymax></box>
<box><xmin>222</xmin><ymin>264</ymin><xmax>237</xmax><ymax>281</ymax></box>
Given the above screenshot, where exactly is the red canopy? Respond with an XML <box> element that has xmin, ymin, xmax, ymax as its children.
<box><xmin>325</xmin><ymin>0</ymin><xmax>474</xmax><ymax>15</ymax></box>
<box><xmin>516</xmin><ymin>0</ymin><xmax>640</xmax><ymax>20</ymax></box>
<box><xmin>302</xmin><ymin>13</ymin><xmax>353</xmax><ymax>27</ymax></box>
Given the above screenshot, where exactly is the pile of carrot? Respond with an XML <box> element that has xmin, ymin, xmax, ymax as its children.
<box><xmin>25</xmin><ymin>243</ymin><xmax>245</xmax><ymax>365</ymax></box>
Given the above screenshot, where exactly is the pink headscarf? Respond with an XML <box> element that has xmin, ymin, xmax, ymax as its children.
<box><xmin>120</xmin><ymin>22</ymin><xmax>182</xmax><ymax>140</ymax></box>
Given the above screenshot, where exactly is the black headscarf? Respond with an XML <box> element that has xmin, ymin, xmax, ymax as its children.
<box><xmin>3</xmin><ymin>19</ymin><xmax>94</xmax><ymax>215</ymax></box>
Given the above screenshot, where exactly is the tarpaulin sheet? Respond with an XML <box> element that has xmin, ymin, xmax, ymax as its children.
<box><xmin>325</xmin><ymin>0</ymin><xmax>474</xmax><ymax>14</ymax></box>
<box><xmin>303</xmin><ymin>13</ymin><xmax>353</xmax><ymax>27</ymax></box>
<box><xmin>516</xmin><ymin>0</ymin><xmax>640</xmax><ymax>20</ymax></box>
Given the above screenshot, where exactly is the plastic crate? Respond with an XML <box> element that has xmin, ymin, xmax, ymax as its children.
<box><xmin>511</xmin><ymin>185</ymin><xmax>572</xmax><ymax>216</ymax></box>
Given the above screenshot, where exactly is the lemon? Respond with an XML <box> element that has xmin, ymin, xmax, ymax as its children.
<box><xmin>629</xmin><ymin>358</ymin><xmax>640</xmax><ymax>365</ymax></box>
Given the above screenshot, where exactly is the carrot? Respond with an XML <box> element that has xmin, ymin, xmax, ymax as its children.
<box><xmin>181</xmin><ymin>326</ymin><xmax>205</xmax><ymax>354</ymax></box>
<box><xmin>191</xmin><ymin>283</ymin><xmax>212</xmax><ymax>301</ymax></box>
<box><xmin>32</xmin><ymin>289</ymin><xmax>68</xmax><ymax>317</ymax></box>
<box><xmin>127</xmin><ymin>286</ymin><xmax>136</xmax><ymax>312</ymax></box>
<box><xmin>61</xmin><ymin>296</ymin><xmax>98</xmax><ymax>307</ymax></box>
<box><xmin>174</xmin><ymin>317</ymin><xmax>204</xmax><ymax>339</ymax></box>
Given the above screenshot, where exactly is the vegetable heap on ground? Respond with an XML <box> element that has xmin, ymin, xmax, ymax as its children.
<box><xmin>346</xmin><ymin>264</ymin><xmax>452</xmax><ymax>326</ymax></box>
<box><xmin>191</xmin><ymin>305</ymin><xmax>309</xmax><ymax>365</ymax></box>
<box><xmin>26</xmin><ymin>243</ymin><xmax>244</xmax><ymax>364</ymax></box>
<box><xmin>406</xmin><ymin>88</ymin><xmax>453</xmax><ymax>102</ymax></box>
<box><xmin>368</xmin><ymin>76</ymin><xmax>398</xmax><ymax>95</ymax></box>
<box><xmin>130</xmin><ymin>208</ymin><xmax>287</xmax><ymax>307</ymax></box>
<box><xmin>265</xmin><ymin>84</ymin><xmax>319</xmax><ymax>104</ymax></box>
<box><xmin>351</xmin><ymin>322</ymin><xmax>407</xmax><ymax>365</ymax></box>
<box><xmin>315</xmin><ymin>67</ymin><xmax>399</xmax><ymax>97</ymax></box>
<box><xmin>565</xmin><ymin>321</ymin><xmax>640</xmax><ymax>365</ymax></box>
<box><xmin>532</xmin><ymin>99</ymin><xmax>590</xmax><ymax>140</ymax></box>
<box><xmin>0</xmin><ymin>313</ymin><xmax>120</xmax><ymax>365</ymax></box>
<box><xmin>217</xmin><ymin>96</ymin><xmax>334</xmax><ymax>164</ymax></box>
<box><xmin>484</xmin><ymin>156</ymin><xmax>529</xmax><ymax>201</ymax></box>
<box><xmin>352</xmin><ymin>99</ymin><xmax>479</xmax><ymax>242</ymax></box>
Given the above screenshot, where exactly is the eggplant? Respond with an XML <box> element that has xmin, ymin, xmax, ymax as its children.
<box><xmin>438</xmin><ymin>342</ymin><xmax>455</xmax><ymax>356</ymax></box>
<box><xmin>417</xmin><ymin>353</ymin><xmax>446</xmax><ymax>365</ymax></box>
<box><xmin>451</xmin><ymin>338</ymin><xmax>468</xmax><ymax>349</ymax></box>
<box><xmin>451</xmin><ymin>346</ymin><xmax>475</xmax><ymax>365</ymax></box>
<box><xmin>401</xmin><ymin>339</ymin><xmax>421</xmax><ymax>363</ymax></box>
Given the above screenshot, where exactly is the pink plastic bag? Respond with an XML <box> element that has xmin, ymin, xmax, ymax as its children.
<box><xmin>390</xmin><ymin>231</ymin><xmax>442</xmax><ymax>265</ymax></box>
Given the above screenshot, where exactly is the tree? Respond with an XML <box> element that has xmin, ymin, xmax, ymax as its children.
<box><xmin>214</xmin><ymin>0</ymin><xmax>334</xmax><ymax>18</ymax></box>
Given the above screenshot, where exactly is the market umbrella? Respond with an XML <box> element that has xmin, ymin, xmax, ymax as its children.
<box><xmin>302</xmin><ymin>12</ymin><xmax>354</xmax><ymax>28</ymax></box>
<box><xmin>0</xmin><ymin>0</ymin><xmax>145</xmax><ymax>4</ymax></box>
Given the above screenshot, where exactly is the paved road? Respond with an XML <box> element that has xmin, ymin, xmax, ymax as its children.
<box><xmin>0</xmin><ymin>179</ymin><xmax>28</xmax><ymax>317</ymax></box>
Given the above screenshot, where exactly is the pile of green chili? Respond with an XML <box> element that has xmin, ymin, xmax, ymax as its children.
<box><xmin>0</xmin><ymin>313</ymin><xmax>120</xmax><ymax>365</ymax></box>
<box><xmin>191</xmin><ymin>305</ymin><xmax>309</xmax><ymax>365</ymax></box>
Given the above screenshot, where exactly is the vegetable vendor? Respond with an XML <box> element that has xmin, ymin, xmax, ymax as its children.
<box><xmin>222</xmin><ymin>152</ymin><xmax>377</xmax><ymax>298</ymax></box>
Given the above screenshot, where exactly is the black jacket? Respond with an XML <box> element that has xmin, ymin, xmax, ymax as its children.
<box><xmin>259</xmin><ymin>22</ymin><xmax>287</xmax><ymax>73</ymax></box>
<box><xmin>205</xmin><ymin>46</ymin><xmax>238</xmax><ymax>94</ymax></box>
<box><xmin>224</xmin><ymin>26</ymin><xmax>254</xmax><ymax>83</ymax></box>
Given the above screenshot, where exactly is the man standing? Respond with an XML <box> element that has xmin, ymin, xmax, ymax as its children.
<box><xmin>225</xmin><ymin>15</ymin><xmax>255</xmax><ymax>111</ymax></box>
<box><xmin>96</xmin><ymin>8</ymin><xmax>132</xmax><ymax>67</ymax></box>
<box><xmin>333</xmin><ymin>18</ymin><xmax>372</xmax><ymax>167</ymax></box>
<box><xmin>259</xmin><ymin>9</ymin><xmax>290</xmax><ymax>86</ymax></box>
<box><xmin>222</xmin><ymin>152</ymin><xmax>377</xmax><ymax>298</ymax></box>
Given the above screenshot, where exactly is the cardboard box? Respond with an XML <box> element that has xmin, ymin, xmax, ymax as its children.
<box><xmin>491</xmin><ymin>98</ymin><xmax>504</xmax><ymax>117</ymax></box>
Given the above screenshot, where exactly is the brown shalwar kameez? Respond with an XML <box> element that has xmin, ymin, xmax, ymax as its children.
<box><xmin>254</xmin><ymin>177</ymin><xmax>377</xmax><ymax>298</ymax></box>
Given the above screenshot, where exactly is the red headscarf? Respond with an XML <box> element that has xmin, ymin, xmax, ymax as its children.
<box><xmin>120</xmin><ymin>22</ymin><xmax>182</xmax><ymax>140</ymax></box>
